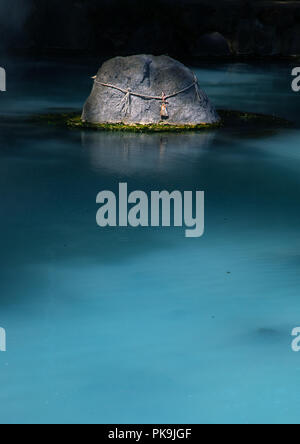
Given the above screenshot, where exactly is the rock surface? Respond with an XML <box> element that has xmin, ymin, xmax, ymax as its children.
<box><xmin>82</xmin><ymin>55</ymin><xmax>220</xmax><ymax>125</ymax></box>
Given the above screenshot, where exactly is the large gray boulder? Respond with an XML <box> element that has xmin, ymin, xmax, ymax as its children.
<box><xmin>82</xmin><ymin>55</ymin><xmax>220</xmax><ymax>126</ymax></box>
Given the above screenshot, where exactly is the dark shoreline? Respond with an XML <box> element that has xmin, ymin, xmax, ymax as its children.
<box><xmin>4</xmin><ymin>48</ymin><xmax>300</xmax><ymax>64</ymax></box>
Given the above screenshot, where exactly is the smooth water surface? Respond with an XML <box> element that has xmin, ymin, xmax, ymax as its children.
<box><xmin>0</xmin><ymin>57</ymin><xmax>300</xmax><ymax>424</ymax></box>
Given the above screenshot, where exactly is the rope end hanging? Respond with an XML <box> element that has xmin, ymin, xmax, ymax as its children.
<box><xmin>160</xmin><ymin>92</ymin><xmax>169</xmax><ymax>119</ymax></box>
<box><xmin>119</xmin><ymin>89</ymin><xmax>132</xmax><ymax>115</ymax></box>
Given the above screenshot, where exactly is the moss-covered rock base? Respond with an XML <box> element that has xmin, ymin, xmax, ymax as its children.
<box><xmin>33</xmin><ymin>110</ymin><xmax>292</xmax><ymax>133</ymax></box>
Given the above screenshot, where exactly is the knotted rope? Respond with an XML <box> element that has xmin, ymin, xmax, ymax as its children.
<box><xmin>92</xmin><ymin>74</ymin><xmax>202</xmax><ymax>116</ymax></box>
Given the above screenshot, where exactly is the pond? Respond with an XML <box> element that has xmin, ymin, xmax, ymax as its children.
<box><xmin>0</xmin><ymin>56</ymin><xmax>299</xmax><ymax>424</ymax></box>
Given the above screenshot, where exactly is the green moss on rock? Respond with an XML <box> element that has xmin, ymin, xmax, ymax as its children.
<box><xmin>32</xmin><ymin>110</ymin><xmax>292</xmax><ymax>133</ymax></box>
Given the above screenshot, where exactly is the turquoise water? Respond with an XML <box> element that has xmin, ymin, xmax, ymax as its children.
<box><xmin>0</xmin><ymin>58</ymin><xmax>300</xmax><ymax>424</ymax></box>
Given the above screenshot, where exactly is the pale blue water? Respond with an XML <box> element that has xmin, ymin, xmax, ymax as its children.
<box><xmin>0</xmin><ymin>57</ymin><xmax>300</xmax><ymax>424</ymax></box>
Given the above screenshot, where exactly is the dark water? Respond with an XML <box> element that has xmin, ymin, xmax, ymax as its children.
<box><xmin>0</xmin><ymin>57</ymin><xmax>300</xmax><ymax>424</ymax></box>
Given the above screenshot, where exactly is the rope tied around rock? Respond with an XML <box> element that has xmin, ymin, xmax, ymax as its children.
<box><xmin>92</xmin><ymin>73</ymin><xmax>202</xmax><ymax>116</ymax></box>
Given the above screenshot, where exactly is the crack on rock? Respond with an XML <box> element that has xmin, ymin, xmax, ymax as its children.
<box><xmin>141</xmin><ymin>60</ymin><xmax>152</xmax><ymax>87</ymax></box>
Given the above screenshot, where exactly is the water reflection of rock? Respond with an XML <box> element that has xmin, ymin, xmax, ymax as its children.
<box><xmin>81</xmin><ymin>130</ymin><xmax>217</xmax><ymax>174</ymax></box>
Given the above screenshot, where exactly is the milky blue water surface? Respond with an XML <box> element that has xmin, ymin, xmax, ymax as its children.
<box><xmin>0</xmin><ymin>57</ymin><xmax>300</xmax><ymax>424</ymax></box>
